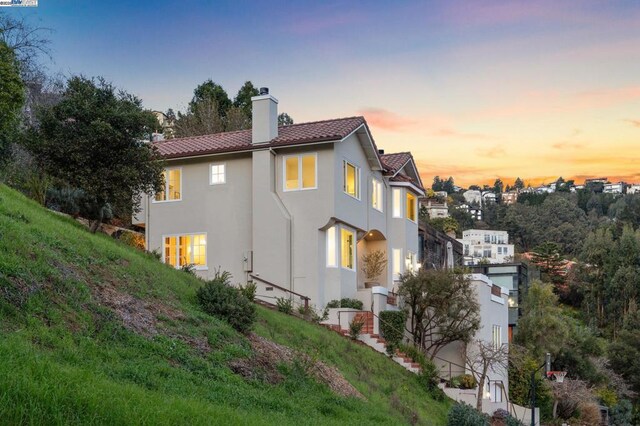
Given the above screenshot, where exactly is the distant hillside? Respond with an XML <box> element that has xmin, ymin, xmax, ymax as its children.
<box><xmin>0</xmin><ymin>184</ymin><xmax>450</xmax><ymax>425</ymax></box>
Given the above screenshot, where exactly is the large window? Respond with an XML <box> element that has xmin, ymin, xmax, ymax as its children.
<box><xmin>284</xmin><ymin>154</ymin><xmax>316</xmax><ymax>191</ymax></box>
<box><xmin>210</xmin><ymin>163</ymin><xmax>226</xmax><ymax>185</ymax></box>
<box><xmin>343</xmin><ymin>160</ymin><xmax>360</xmax><ymax>199</ymax></box>
<box><xmin>392</xmin><ymin>248</ymin><xmax>402</xmax><ymax>278</ymax></box>
<box><xmin>341</xmin><ymin>228</ymin><xmax>355</xmax><ymax>269</ymax></box>
<box><xmin>164</xmin><ymin>233</ymin><xmax>206</xmax><ymax>269</ymax></box>
<box><xmin>372</xmin><ymin>178</ymin><xmax>383</xmax><ymax>211</ymax></box>
<box><xmin>155</xmin><ymin>168</ymin><xmax>181</xmax><ymax>202</ymax></box>
<box><xmin>326</xmin><ymin>226</ymin><xmax>337</xmax><ymax>267</ymax></box>
<box><xmin>392</xmin><ymin>188</ymin><xmax>402</xmax><ymax>218</ymax></box>
<box><xmin>406</xmin><ymin>192</ymin><xmax>417</xmax><ymax>222</ymax></box>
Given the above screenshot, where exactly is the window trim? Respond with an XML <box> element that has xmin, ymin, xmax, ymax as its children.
<box><xmin>161</xmin><ymin>232</ymin><xmax>208</xmax><ymax>270</ymax></box>
<box><xmin>343</xmin><ymin>159</ymin><xmax>361</xmax><ymax>200</ymax></box>
<box><xmin>406</xmin><ymin>191</ymin><xmax>417</xmax><ymax>223</ymax></box>
<box><xmin>372</xmin><ymin>178</ymin><xmax>383</xmax><ymax>212</ymax></box>
<box><xmin>340</xmin><ymin>227</ymin><xmax>356</xmax><ymax>271</ymax></box>
<box><xmin>209</xmin><ymin>162</ymin><xmax>226</xmax><ymax>185</ymax></box>
<box><xmin>153</xmin><ymin>167</ymin><xmax>183</xmax><ymax>203</ymax></box>
<box><xmin>282</xmin><ymin>153</ymin><xmax>318</xmax><ymax>192</ymax></box>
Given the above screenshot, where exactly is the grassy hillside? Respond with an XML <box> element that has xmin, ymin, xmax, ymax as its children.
<box><xmin>0</xmin><ymin>184</ymin><xmax>450</xmax><ymax>425</ymax></box>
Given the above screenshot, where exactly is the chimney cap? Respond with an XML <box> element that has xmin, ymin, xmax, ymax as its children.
<box><xmin>259</xmin><ymin>87</ymin><xmax>269</xmax><ymax>95</ymax></box>
<box><xmin>378</xmin><ymin>149</ymin><xmax>385</xmax><ymax>155</ymax></box>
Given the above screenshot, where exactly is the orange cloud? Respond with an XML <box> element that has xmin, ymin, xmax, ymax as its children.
<box><xmin>358</xmin><ymin>108</ymin><xmax>418</xmax><ymax>132</ymax></box>
<box><xmin>475</xmin><ymin>144</ymin><xmax>506</xmax><ymax>158</ymax></box>
<box><xmin>625</xmin><ymin>119</ymin><xmax>640</xmax><ymax>128</ymax></box>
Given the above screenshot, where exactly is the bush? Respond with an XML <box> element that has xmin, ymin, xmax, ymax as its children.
<box><xmin>447</xmin><ymin>403</ymin><xmax>488</xmax><ymax>426</ymax></box>
<box><xmin>492</xmin><ymin>409</ymin><xmax>524</xmax><ymax>426</ymax></box>
<box><xmin>349</xmin><ymin>316</ymin><xmax>365</xmax><ymax>340</ymax></box>
<box><xmin>276</xmin><ymin>297</ymin><xmax>293</xmax><ymax>314</ymax></box>
<box><xmin>238</xmin><ymin>281</ymin><xmax>256</xmax><ymax>302</ymax></box>
<box><xmin>118</xmin><ymin>230</ymin><xmax>145</xmax><ymax>250</ymax></box>
<box><xmin>325</xmin><ymin>298</ymin><xmax>364</xmax><ymax>310</ymax></box>
<box><xmin>610</xmin><ymin>399</ymin><xmax>633</xmax><ymax>425</ymax></box>
<box><xmin>196</xmin><ymin>270</ymin><xmax>256</xmax><ymax>334</ymax></box>
<box><xmin>180</xmin><ymin>263</ymin><xmax>196</xmax><ymax>276</ymax></box>
<box><xmin>449</xmin><ymin>374</ymin><xmax>477</xmax><ymax>389</ymax></box>
<box><xmin>379</xmin><ymin>310</ymin><xmax>406</xmax><ymax>355</ymax></box>
<box><xmin>46</xmin><ymin>187</ymin><xmax>84</xmax><ymax>216</ymax></box>
<box><xmin>398</xmin><ymin>343</ymin><xmax>440</xmax><ymax>392</ymax></box>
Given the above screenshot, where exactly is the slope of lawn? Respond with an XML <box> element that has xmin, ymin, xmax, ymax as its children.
<box><xmin>0</xmin><ymin>184</ymin><xmax>450</xmax><ymax>425</ymax></box>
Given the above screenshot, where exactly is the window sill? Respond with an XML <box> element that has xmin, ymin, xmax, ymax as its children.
<box><xmin>283</xmin><ymin>187</ymin><xmax>318</xmax><ymax>192</ymax></box>
<box><xmin>152</xmin><ymin>199</ymin><xmax>182</xmax><ymax>204</ymax></box>
<box><xmin>343</xmin><ymin>192</ymin><xmax>361</xmax><ymax>201</ymax></box>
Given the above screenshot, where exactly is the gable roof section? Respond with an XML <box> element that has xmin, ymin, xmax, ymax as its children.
<box><xmin>155</xmin><ymin>116</ymin><xmax>366</xmax><ymax>159</ymax></box>
<box><xmin>381</xmin><ymin>152</ymin><xmax>425</xmax><ymax>192</ymax></box>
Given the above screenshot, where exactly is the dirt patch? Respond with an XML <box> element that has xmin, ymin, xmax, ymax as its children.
<box><xmin>230</xmin><ymin>334</ymin><xmax>364</xmax><ymax>399</ymax></box>
<box><xmin>92</xmin><ymin>284</ymin><xmax>159</xmax><ymax>337</ymax></box>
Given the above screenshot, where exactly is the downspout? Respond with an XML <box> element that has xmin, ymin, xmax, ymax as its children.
<box><xmin>268</xmin><ymin>148</ymin><xmax>294</xmax><ymax>292</ymax></box>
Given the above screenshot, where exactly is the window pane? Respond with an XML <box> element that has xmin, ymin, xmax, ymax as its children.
<box><xmin>372</xmin><ymin>179</ymin><xmax>383</xmax><ymax>211</ymax></box>
<box><xmin>164</xmin><ymin>237</ymin><xmax>176</xmax><ymax>266</ymax></box>
<box><xmin>179</xmin><ymin>235</ymin><xmax>191</xmax><ymax>266</ymax></box>
<box><xmin>192</xmin><ymin>234</ymin><xmax>206</xmax><ymax>266</ymax></box>
<box><xmin>327</xmin><ymin>226</ymin><xmax>337</xmax><ymax>267</ymax></box>
<box><xmin>211</xmin><ymin>164</ymin><xmax>225</xmax><ymax>184</ymax></box>
<box><xmin>156</xmin><ymin>171</ymin><xmax>167</xmax><ymax>201</ymax></box>
<box><xmin>341</xmin><ymin>228</ymin><xmax>354</xmax><ymax>269</ymax></box>
<box><xmin>392</xmin><ymin>189</ymin><xmax>402</xmax><ymax>217</ymax></box>
<box><xmin>285</xmin><ymin>157</ymin><xmax>299</xmax><ymax>190</ymax></box>
<box><xmin>392</xmin><ymin>248</ymin><xmax>402</xmax><ymax>277</ymax></box>
<box><xmin>406</xmin><ymin>192</ymin><xmax>416</xmax><ymax>221</ymax></box>
<box><xmin>302</xmin><ymin>155</ymin><xmax>316</xmax><ymax>188</ymax></box>
<box><xmin>168</xmin><ymin>169</ymin><xmax>181</xmax><ymax>200</ymax></box>
<box><xmin>344</xmin><ymin>162</ymin><xmax>357</xmax><ymax>197</ymax></box>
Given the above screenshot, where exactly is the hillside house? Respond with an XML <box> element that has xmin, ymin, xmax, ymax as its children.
<box><xmin>458</xmin><ymin>229</ymin><xmax>514</xmax><ymax>265</ymax></box>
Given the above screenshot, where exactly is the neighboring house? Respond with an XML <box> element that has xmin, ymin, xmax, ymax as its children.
<box><xmin>585</xmin><ymin>177</ymin><xmax>608</xmax><ymax>185</ymax></box>
<box><xmin>628</xmin><ymin>184</ymin><xmax>640</xmax><ymax>194</ymax></box>
<box><xmin>458</xmin><ymin>203</ymin><xmax>482</xmax><ymax>221</ymax></box>
<box><xmin>134</xmin><ymin>89</ymin><xmax>424</xmax><ymax>313</ymax></box>
<box><xmin>421</xmin><ymin>199</ymin><xmax>449</xmax><ymax>219</ymax></box>
<box><xmin>603</xmin><ymin>182</ymin><xmax>625</xmax><ymax>194</ymax></box>
<box><xmin>500</xmin><ymin>191</ymin><xmax>518</xmax><ymax>205</ymax></box>
<box><xmin>463</xmin><ymin>190</ymin><xmax>482</xmax><ymax>206</ymax></box>
<box><xmin>482</xmin><ymin>191</ymin><xmax>497</xmax><ymax>204</ymax></box>
<box><xmin>418</xmin><ymin>222</ymin><xmax>463</xmax><ymax>270</ymax></box>
<box><xmin>469</xmin><ymin>263</ymin><xmax>529</xmax><ymax>342</ymax></box>
<box><xmin>457</xmin><ymin>229</ymin><xmax>514</xmax><ymax>265</ymax></box>
<box><xmin>434</xmin><ymin>190</ymin><xmax>449</xmax><ymax>199</ymax></box>
<box><xmin>437</xmin><ymin>274</ymin><xmax>510</xmax><ymax>415</ymax></box>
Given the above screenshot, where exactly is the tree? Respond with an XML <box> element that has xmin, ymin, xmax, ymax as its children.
<box><xmin>190</xmin><ymin>79</ymin><xmax>231</xmax><ymax>117</ymax></box>
<box><xmin>493</xmin><ymin>178</ymin><xmax>504</xmax><ymax>194</ymax></box>
<box><xmin>0</xmin><ymin>41</ymin><xmax>24</xmax><ymax>165</ymax></box>
<box><xmin>609</xmin><ymin>303</ymin><xmax>640</xmax><ymax>395</ymax></box>
<box><xmin>443</xmin><ymin>176</ymin><xmax>455</xmax><ymax>194</ymax></box>
<box><xmin>514</xmin><ymin>177</ymin><xmax>524</xmax><ymax>190</ymax></box>
<box><xmin>432</xmin><ymin>176</ymin><xmax>443</xmax><ymax>191</ymax></box>
<box><xmin>174</xmin><ymin>97</ymin><xmax>225</xmax><ymax>137</ymax></box>
<box><xmin>232</xmin><ymin>81</ymin><xmax>259</xmax><ymax>119</ymax></box>
<box><xmin>278</xmin><ymin>112</ymin><xmax>294</xmax><ymax>126</ymax></box>
<box><xmin>429</xmin><ymin>216</ymin><xmax>459</xmax><ymax>235</ymax></box>
<box><xmin>0</xmin><ymin>12</ymin><xmax>51</xmax><ymax>77</ymax></box>
<box><xmin>398</xmin><ymin>268</ymin><xmax>480</xmax><ymax>359</ymax></box>
<box><xmin>515</xmin><ymin>281</ymin><xmax>569</xmax><ymax>358</ymax></box>
<box><xmin>462</xmin><ymin>340</ymin><xmax>509</xmax><ymax>411</ymax></box>
<box><xmin>26</xmin><ymin>76</ymin><xmax>164</xmax><ymax>231</ymax></box>
<box><xmin>530</xmin><ymin>242</ymin><xmax>566</xmax><ymax>292</ymax></box>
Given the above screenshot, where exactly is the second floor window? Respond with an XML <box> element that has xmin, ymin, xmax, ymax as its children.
<box><xmin>392</xmin><ymin>188</ymin><xmax>402</xmax><ymax>218</ymax></box>
<box><xmin>284</xmin><ymin>153</ymin><xmax>316</xmax><ymax>191</ymax></box>
<box><xmin>155</xmin><ymin>168</ymin><xmax>181</xmax><ymax>202</ymax></box>
<box><xmin>343</xmin><ymin>160</ymin><xmax>360</xmax><ymax>199</ymax></box>
<box><xmin>372</xmin><ymin>178</ymin><xmax>383</xmax><ymax>211</ymax></box>
<box><xmin>406</xmin><ymin>192</ymin><xmax>417</xmax><ymax>222</ymax></box>
<box><xmin>210</xmin><ymin>163</ymin><xmax>226</xmax><ymax>185</ymax></box>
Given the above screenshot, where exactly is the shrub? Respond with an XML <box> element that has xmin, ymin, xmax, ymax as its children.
<box><xmin>46</xmin><ymin>187</ymin><xmax>84</xmax><ymax>216</ymax></box>
<box><xmin>276</xmin><ymin>297</ymin><xmax>293</xmax><ymax>314</ymax></box>
<box><xmin>325</xmin><ymin>298</ymin><xmax>364</xmax><ymax>310</ymax></box>
<box><xmin>610</xmin><ymin>399</ymin><xmax>633</xmax><ymax>425</ymax></box>
<box><xmin>398</xmin><ymin>343</ymin><xmax>440</xmax><ymax>392</ymax></box>
<box><xmin>238</xmin><ymin>281</ymin><xmax>257</xmax><ymax>302</ymax></box>
<box><xmin>180</xmin><ymin>263</ymin><xmax>196</xmax><ymax>276</ymax></box>
<box><xmin>118</xmin><ymin>230</ymin><xmax>145</xmax><ymax>250</ymax></box>
<box><xmin>447</xmin><ymin>403</ymin><xmax>488</xmax><ymax>426</ymax></box>
<box><xmin>492</xmin><ymin>409</ymin><xmax>524</xmax><ymax>426</ymax></box>
<box><xmin>379</xmin><ymin>310</ymin><xmax>406</xmax><ymax>355</ymax></box>
<box><xmin>349</xmin><ymin>316</ymin><xmax>365</xmax><ymax>340</ymax></box>
<box><xmin>196</xmin><ymin>270</ymin><xmax>255</xmax><ymax>334</ymax></box>
<box><xmin>449</xmin><ymin>374</ymin><xmax>477</xmax><ymax>389</ymax></box>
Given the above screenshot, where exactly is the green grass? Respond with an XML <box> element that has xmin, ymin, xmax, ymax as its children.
<box><xmin>0</xmin><ymin>184</ymin><xmax>450</xmax><ymax>425</ymax></box>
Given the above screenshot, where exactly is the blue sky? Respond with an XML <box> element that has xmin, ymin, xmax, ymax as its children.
<box><xmin>8</xmin><ymin>0</ymin><xmax>640</xmax><ymax>185</ymax></box>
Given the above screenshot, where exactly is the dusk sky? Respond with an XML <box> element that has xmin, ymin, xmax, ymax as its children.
<box><xmin>9</xmin><ymin>0</ymin><xmax>640</xmax><ymax>187</ymax></box>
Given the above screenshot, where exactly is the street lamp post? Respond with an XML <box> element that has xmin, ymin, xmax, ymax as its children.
<box><xmin>530</xmin><ymin>352</ymin><xmax>551</xmax><ymax>426</ymax></box>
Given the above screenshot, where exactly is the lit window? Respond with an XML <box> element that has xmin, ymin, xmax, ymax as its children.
<box><xmin>372</xmin><ymin>178</ymin><xmax>383</xmax><ymax>211</ymax></box>
<box><xmin>210</xmin><ymin>163</ymin><xmax>226</xmax><ymax>185</ymax></box>
<box><xmin>406</xmin><ymin>251</ymin><xmax>417</xmax><ymax>273</ymax></box>
<box><xmin>163</xmin><ymin>233</ymin><xmax>206</xmax><ymax>268</ymax></box>
<box><xmin>406</xmin><ymin>192</ymin><xmax>417</xmax><ymax>222</ymax></box>
<box><xmin>343</xmin><ymin>160</ymin><xmax>359</xmax><ymax>199</ymax></box>
<box><xmin>155</xmin><ymin>168</ymin><xmax>181</xmax><ymax>201</ymax></box>
<box><xmin>341</xmin><ymin>228</ymin><xmax>355</xmax><ymax>269</ymax></box>
<box><xmin>327</xmin><ymin>226</ymin><xmax>337</xmax><ymax>267</ymax></box>
<box><xmin>284</xmin><ymin>154</ymin><xmax>316</xmax><ymax>191</ymax></box>
<box><xmin>392</xmin><ymin>248</ymin><xmax>402</xmax><ymax>278</ymax></box>
<box><xmin>392</xmin><ymin>188</ymin><xmax>402</xmax><ymax>218</ymax></box>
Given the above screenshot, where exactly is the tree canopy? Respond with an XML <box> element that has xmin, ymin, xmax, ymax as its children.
<box><xmin>0</xmin><ymin>41</ymin><xmax>24</xmax><ymax>163</ymax></box>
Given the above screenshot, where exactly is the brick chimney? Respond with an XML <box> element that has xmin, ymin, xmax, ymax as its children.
<box><xmin>251</xmin><ymin>87</ymin><xmax>278</xmax><ymax>144</ymax></box>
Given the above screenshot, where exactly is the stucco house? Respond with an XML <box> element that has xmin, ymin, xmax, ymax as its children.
<box><xmin>134</xmin><ymin>89</ymin><xmax>425</xmax><ymax>312</ymax></box>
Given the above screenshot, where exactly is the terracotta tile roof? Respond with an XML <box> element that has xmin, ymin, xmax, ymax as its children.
<box><xmin>155</xmin><ymin>116</ymin><xmax>365</xmax><ymax>159</ymax></box>
<box><xmin>380</xmin><ymin>152</ymin><xmax>412</xmax><ymax>173</ymax></box>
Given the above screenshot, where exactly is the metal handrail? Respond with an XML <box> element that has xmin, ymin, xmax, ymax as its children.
<box><xmin>249</xmin><ymin>274</ymin><xmax>310</xmax><ymax>310</ymax></box>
